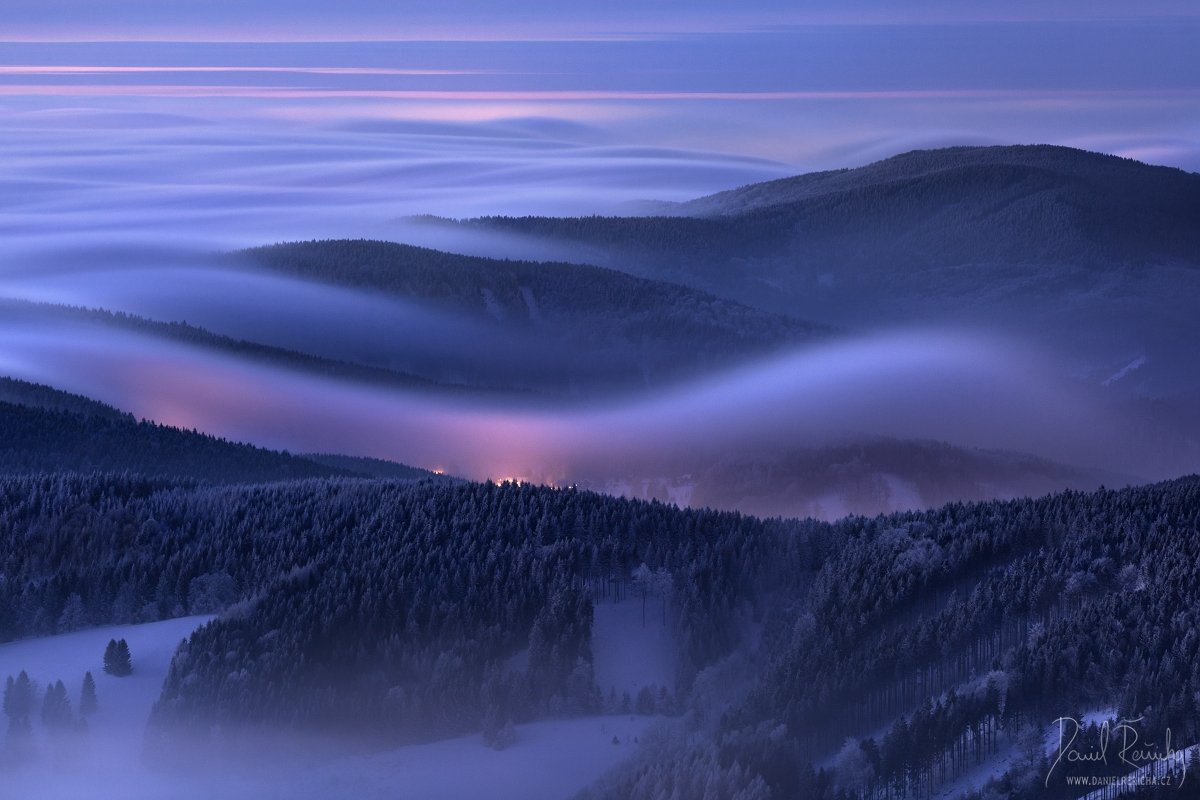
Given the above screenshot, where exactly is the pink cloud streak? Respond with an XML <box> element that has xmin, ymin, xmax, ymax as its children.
<box><xmin>2</xmin><ymin>84</ymin><xmax>1197</xmax><ymax>103</ymax></box>
<box><xmin>0</xmin><ymin>65</ymin><xmax>492</xmax><ymax>76</ymax></box>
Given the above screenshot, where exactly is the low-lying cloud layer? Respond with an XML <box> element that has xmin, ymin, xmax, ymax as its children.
<box><xmin>2</xmin><ymin>26</ymin><xmax>1198</xmax><ymax>259</ymax></box>
<box><xmin>0</xmin><ymin>307</ymin><xmax>1177</xmax><ymax>487</ymax></box>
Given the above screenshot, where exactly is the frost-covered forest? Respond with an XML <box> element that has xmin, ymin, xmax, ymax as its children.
<box><xmin>5</xmin><ymin>397</ymin><xmax>1200</xmax><ymax>797</ymax></box>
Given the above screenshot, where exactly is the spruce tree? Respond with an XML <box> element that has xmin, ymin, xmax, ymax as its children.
<box><xmin>113</xmin><ymin>639</ymin><xmax>133</xmax><ymax>676</ymax></box>
<box><xmin>41</xmin><ymin>680</ymin><xmax>72</xmax><ymax>733</ymax></box>
<box><xmin>5</xmin><ymin>671</ymin><xmax>34</xmax><ymax>723</ymax></box>
<box><xmin>57</xmin><ymin>593</ymin><xmax>87</xmax><ymax>633</ymax></box>
<box><xmin>41</xmin><ymin>683</ymin><xmax>55</xmax><ymax>727</ymax></box>
<box><xmin>103</xmin><ymin>639</ymin><xmax>117</xmax><ymax>675</ymax></box>
<box><xmin>4</xmin><ymin>671</ymin><xmax>35</xmax><ymax>760</ymax></box>
<box><xmin>80</xmin><ymin>671</ymin><xmax>97</xmax><ymax>715</ymax></box>
<box><xmin>103</xmin><ymin>639</ymin><xmax>133</xmax><ymax>676</ymax></box>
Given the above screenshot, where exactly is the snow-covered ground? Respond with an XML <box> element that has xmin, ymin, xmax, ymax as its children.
<box><xmin>0</xmin><ymin>617</ymin><xmax>659</xmax><ymax>799</ymax></box>
<box><xmin>591</xmin><ymin>597</ymin><xmax>675</xmax><ymax>698</ymax></box>
<box><xmin>0</xmin><ymin>615</ymin><xmax>214</xmax><ymax>759</ymax></box>
<box><xmin>3</xmin><ymin>707</ymin><xmax>657</xmax><ymax>800</ymax></box>
<box><xmin>282</xmin><ymin>715</ymin><xmax>659</xmax><ymax>800</ymax></box>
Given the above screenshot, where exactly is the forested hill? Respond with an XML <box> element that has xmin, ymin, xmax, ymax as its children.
<box><xmin>453</xmin><ymin>146</ymin><xmax>1200</xmax><ymax>400</ymax></box>
<box><xmin>0</xmin><ymin>300</ymin><xmax>453</xmax><ymax>394</ymax></box>
<box><xmin>4</xmin><ymin>449</ymin><xmax>1200</xmax><ymax>796</ymax></box>
<box><xmin>104</xmin><ymin>472</ymin><xmax>1200</xmax><ymax>797</ymax></box>
<box><xmin>471</xmin><ymin>146</ymin><xmax>1200</xmax><ymax>272</ymax></box>
<box><xmin>458</xmin><ymin>146</ymin><xmax>1200</xmax><ymax>334</ymax></box>
<box><xmin>235</xmin><ymin>239</ymin><xmax>813</xmax><ymax>333</ymax></box>
<box><xmin>669</xmin><ymin>144</ymin><xmax>1200</xmax><ymax>220</ymax></box>
<box><xmin>144</xmin><ymin>479</ymin><xmax>821</xmax><ymax>750</ymax></box>
<box><xmin>233</xmin><ymin>239</ymin><xmax>826</xmax><ymax>391</ymax></box>
<box><xmin>0</xmin><ymin>377</ymin><xmax>430</xmax><ymax>484</ymax></box>
<box><xmin>0</xmin><ymin>376</ymin><xmax>129</xmax><ymax>422</ymax></box>
<box><xmin>0</xmin><ymin>471</ymin><xmax>829</xmax><ymax>743</ymax></box>
<box><xmin>586</xmin><ymin>475</ymin><xmax>1200</xmax><ymax>800</ymax></box>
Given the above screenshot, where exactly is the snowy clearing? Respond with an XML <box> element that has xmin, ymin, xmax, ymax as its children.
<box><xmin>1</xmin><ymin>712</ymin><xmax>659</xmax><ymax>800</ymax></box>
<box><xmin>279</xmin><ymin>715</ymin><xmax>660</xmax><ymax>800</ymax></box>
<box><xmin>0</xmin><ymin>618</ymin><xmax>658</xmax><ymax>799</ymax></box>
<box><xmin>0</xmin><ymin>616</ymin><xmax>214</xmax><ymax>759</ymax></box>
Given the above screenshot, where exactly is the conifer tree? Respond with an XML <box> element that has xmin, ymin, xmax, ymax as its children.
<box><xmin>113</xmin><ymin>639</ymin><xmax>133</xmax><ymax>676</ymax></box>
<box><xmin>4</xmin><ymin>670</ymin><xmax>35</xmax><ymax>757</ymax></box>
<box><xmin>103</xmin><ymin>638</ymin><xmax>133</xmax><ymax>676</ymax></box>
<box><xmin>80</xmin><ymin>671</ymin><xmax>98</xmax><ymax>715</ymax></box>
<box><xmin>103</xmin><ymin>639</ymin><xmax>117</xmax><ymax>675</ymax></box>
<box><xmin>42</xmin><ymin>680</ymin><xmax>72</xmax><ymax>733</ymax></box>
<box><xmin>57</xmin><ymin>593</ymin><xmax>87</xmax><ymax>633</ymax></box>
<box><xmin>4</xmin><ymin>671</ymin><xmax>34</xmax><ymax>723</ymax></box>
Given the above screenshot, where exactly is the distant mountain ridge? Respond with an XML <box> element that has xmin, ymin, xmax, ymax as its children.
<box><xmin>467</xmin><ymin>145</ymin><xmax>1200</xmax><ymax>286</ymax></box>
<box><xmin>451</xmin><ymin>145</ymin><xmax>1200</xmax><ymax>400</ymax></box>
<box><xmin>0</xmin><ymin>299</ymin><xmax>458</xmax><ymax>394</ymax></box>
<box><xmin>234</xmin><ymin>239</ymin><xmax>827</xmax><ymax>394</ymax></box>
<box><xmin>0</xmin><ymin>374</ymin><xmax>129</xmax><ymax>422</ymax></box>
<box><xmin>666</xmin><ymin>144</ymin><xmax>1200</xmax><ymax>218</ymax></box>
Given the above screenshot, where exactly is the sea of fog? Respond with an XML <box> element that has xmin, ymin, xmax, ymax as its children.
<box><xmin>2</xmin><ymin>35</ymin><xmax>1199</xmax><ymax>507</ymax></box>
<box><xmin>0</xmin><ymin>177</ymin><xmax>1193</xmax><ymax>495</ymax></box>
<box><xmin>0</xmin><ymin>302</ymin><xmax>1174</xmax><ymax>485</ymax></box>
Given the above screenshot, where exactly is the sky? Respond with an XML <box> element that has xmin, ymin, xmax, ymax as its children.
<box><xmin>1</xmin><ymin>0</ymin><xmax>1198</xmax><ymax>249</ymax></box>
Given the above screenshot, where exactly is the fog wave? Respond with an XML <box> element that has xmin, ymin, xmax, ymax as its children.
<box><xmin>0</xmin><ymin>315</ymin><xmax>1163</xmax><ymax>484</ymax></box>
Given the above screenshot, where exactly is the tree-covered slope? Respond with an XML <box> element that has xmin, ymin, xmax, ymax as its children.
<box><xmin>0</xmin><ymin>397</ymin><xmax>347</xmax><ymax>484</ymax></box>
<box><xmin>473</xmin><ymin>146</ymin><xmax>1200</xmax><ymax>278</ymax></box>
<box><xmin>0</xmin><ymin>470</ymin><xmax>827</xmax><ymax>746</ymax></box>
<box><xmin>4</xmin><ymin>454</ymin><xmax>1200</xmax><ymax>797</ymax></box>
<box><xmin>586</xmin><ymin>476</ymin><xmax>1200</xmax><ymax>800</ymax></box>
<box><xmin>671</xmin><ymin>145</ymin><xmax>1200</xmax><ymax>224</ymax></box>
<box><xmin>0</xmin><ymin>376</ymin><xmax>129</xmax><ymax>422</ymax></box>
<box><xmin>0</xmin><ymin>377</ymin><xmax>441</xmax><ymax>484</ymax></box>
<box><xmin>234</xmin><ymin>239</ymin><xmax>826</xmax><ymax>393</ymax></box>
<box><xmin>0</xmin><ymin>300</ymin><xmax>455</xmax><ymax>394</ymax></box>
<box><xmin>146</xmin><ymin>480</ymin><xmax>810</xmax><ymax>746</ymax></box>
<box><xmin>459</xmin><ymin>146</ymin><xmax>1200</xmax><ymax>397</ymax></box>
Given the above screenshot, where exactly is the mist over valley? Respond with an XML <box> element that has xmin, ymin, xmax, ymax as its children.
<box><xmin>3</xmin><ymin>7</ymin><xmax>1200</xmax><ymax>799</ymax></box>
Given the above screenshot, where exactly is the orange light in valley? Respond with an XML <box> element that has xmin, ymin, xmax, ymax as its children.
<box><xmin>492</xmin><ymin>477</ymin><xmax>527</xmax><ymax>486</ymax></box>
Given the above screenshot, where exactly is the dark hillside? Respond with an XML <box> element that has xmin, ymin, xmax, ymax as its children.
<box><xmin>235</xmin><ymin>239</ymin><xmax>826</xmax><ymax>393</ymax></box>
<box><xmin>0</xmin><ymin>378</ymin><xmax>445</xmax><ymax>484</ymax></box>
